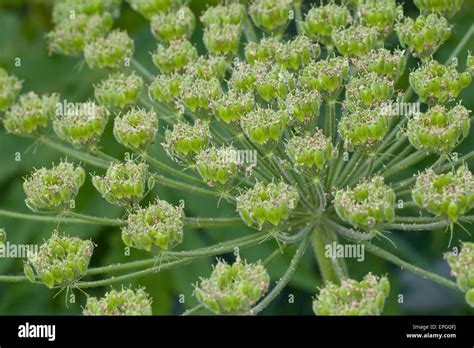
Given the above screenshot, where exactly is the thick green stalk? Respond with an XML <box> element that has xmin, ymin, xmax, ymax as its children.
<box><xmin>311</xmin><ymin>226</ymin><xmax>346</xmax><ymax>284</ymax></box>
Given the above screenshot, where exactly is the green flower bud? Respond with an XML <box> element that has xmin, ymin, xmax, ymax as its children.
<box><xmin>285</xmin><ymin>129</ymin><xmax>334</xmax><ymax>173</ymax></box>
<box><xmin>275</xmin><ymin>35</ymin><xmax>321</xmax><ymax>70</ymax></box>
<box><xmin>4</xmin><ymin>92</ymin><xmax>59</xmax><ymax>135</ymax></box>
<box><xmin>237</xmin><ymin>181</ymin><xmax>299</xmax><ymax>227</ymax></box>
<box><xmin>339</xmin><ymin>106</ymin><xmax>390</xmax><ymax>151</ymax></box>
<box><xmin>52</xmin><ymin>0</ymin><xmax>121</xmax><ymax>24</ymax></box>
<box><xmin>26</xmin><ymin>232</ymin><xmax>94</xmax><ymax>288</ymax></box>
<box><xmin>152</xmin><ymin>39</ymin><xmax>197</xmax><ymax>73</ymax></box>
<box><xmin>150</xmin><ymin>6</ymin><xmax>195</xmax><ymax>42</ymax></box>
<box><xmin>345</xmin><ymin>73</ymin><xmax>395</xmax><ymax>110</ymax></box>
<box><xmin>300</xmin><ymin>56</ymin><xmax>349</xmax><ymax>100</ymax></box>
<box><xmin>195</xmin><ymin>145</ymin><xmax>242</xmax><ymax>187</ymax></box>
<box><xmin>244</xmin><ymin>36</ymin><xmax>280</xmax><ymax>65</ymax></box>
<box><xmin>249</xmin><ymin>0</ymin><xmax>293</xmax><ymax>33</ymax></box>
<box><xmin>334</xmin><ymin>176</ymin><xmax>396</xmax><ymax>230</ymax></box>
<box><xmin>148</xmin><ymin>72</ymin><xmax>183</xmax><ymax>104</ymax></box>
<box><xmin>179</xmin><ymin>76</ymin><xmax>221</xmax><ymax>114</ymax></box>
<box><xmin>445</xmin><ymin>242</ymin><xmax>474</xmax><ymax>300</ymax></box>
<box><xmin>212</xmin><ymin>89</ymin><xmax>255</xmax><ymax>123</ymax></box>
<box><xmin>412</xmin><ymin>165</ymin><xmax>474</xmax><ymax>222</ymax></box>
<box><xmin>83</xmin><ymin>287</ymin><xmax>153</xmax><ymax>315</ymax></box>
<box><xmin>313</xmin><ymin>274</ymin><xmax>390</xmax><ymax>315</ymax></box>
<box><xmin>409</xmin><ymin>59</ymin><xmax>472</xmax><ymax>105</ymax></box>
<box><xmin>113</xmin><ymin>107</ymin><xmax>157</xmax><ymax>152</ymax></box>
<box><xmin>84</xmin><ymin>30</ymin><xmax>134</xmax><ymax>69</ymax></box>
<box><xmin>203</xmin><ymin>23</ymin><xmax>242</xmax><ymax>56</ymax></box>
<box><xmin>414</xmin><ymin>0</ymin><xmax>463</xmax><ymax>17</ymax></box>
<box><xmin>46</xmin><ymin>13</ymin><xmax>113</xmax><ymax>56</ymax></box>
<box><xmin>23</xmin><ymin>161</ymin><xmax>85</xmax><ymax>211</ymax></box>
<box><xmin>94</xmin><ymin>72</ymin><xmax>144</xmax><ymax>109</ymax></box>
<box><xmin>301</xmin><ymin>2</ymin><xmax>352</xmax><ymax>46</ymax></box>
<box><xmin>194</xmin><ymin>258</ymin><xmax>270</xmax><ymax>314</ymax></box>
<box><xmin>352</xmin><ymin>48</ymin><xmax>406</xmax><ymax>80</ymax></box>
<box><xmin>53</xmin><ymin>100</ymin><xmax>109</xmax><ymax>149</ymax></box>
<box><xmin>395</xmin><ymin>14</ymin><xmax>451</xmax><ymax>60</ymax></box>
<box><xmin>184</xmin><ymin>55</ymin><xmax>227</xmax><ymax>81</ymax></box>
<box><xmin>254</xmin><ymin>65</ymin><xmax>295</xmax><ymax>102</ymax></box>
<box><xmin>92</xmin><ymin>159</ymin><xmax>149</xmax><ymax>208</ymax></box>
<box><xmin>282</xmin><ymin>87</ymin><xmax>320</xmax><ymax>124</ymax></box>
<box><xmin>229</xmin><ymin>61</ymin><xmax>265</xmax><ymax>92</ymax></box>
<box><xmin>128</xmin><ymin>0</ymin><xmax>177</xmax><ymax>19</ymax></box>
<box><xmin>200</xmin><ymin>3</ymin><xmax>246</xmax><ymax>26</ymax></box>
<box><xmin>356</xmin><ymin>0</ymin><xmax>402</xmax><ymax>39</ymax></box>
<box><xmin>163</xmin><ymin>120</ymin><xmax>211</xmax><ymax>162</ymax></box>
<box><xmin>240</xmin><ymin>106</ymin><xmax>287</xmax><ymax>145</ymax></box>
<box><xmin>122</xmin><ymin>199</ymin><xmax>184</xmax><ymax>251</ymax></box>
<box><xmin>0</xmin><ymin>68</ymin><xmax>22</xmax><ymax>111</ymax></box>
<box><xmin>406</xmin><ymin>104</ymin><xmax>470</xmax><ymax>155</ymax></box>
<box><xmin>332</xmin><ymin>25</ymin><xmax>378</xmax><ymax>57</ymax></box>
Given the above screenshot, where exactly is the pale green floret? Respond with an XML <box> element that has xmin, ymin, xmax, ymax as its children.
<box><xmin>152</xmin><ymin>39</ymin><xmax>197</xmax><ymax>73</ymax></box>
<box><xmin>195</xmin><ymin>145</ymin><xmax>242</xmax><ymax>187</ymax></box>
<box><xmin>352</xmin><ymin>48</ymin><xmax>406</xmax><ymax>80</ymax></box>
<box><xmin>0</xmin><ymin>68</ymin><xmax>22</xmax><ymax>111</ymax></box>
<box><xmin>241</xmin><ymin>106</ymin><xmax>287</xmax><ymax>145</ymax></box>
<box><xmin>84</xmin><ymin>30</ymin><xmax>134</xmax><ymax>69</ymax></box>
<box><xmin>345</xmin><ymin>72</ymin><xmax>395</xmax><ymax>111</ymax></box>
<box><xmin>200</xmin><ymin>3</ymin><xmax>246</xmax><ymax>26</ymax></box>
<box><xmin>52</xmin><ymin>0</ymin><xmax>122</xmax><ymax>24</ymax></box>
<box><xmin>128</xmin><ymin>0</ymin><xmax>177</xmax><ymax>19</ymax></box>
<box><xmin>83</xmin><ymin>287</ymin><xmax>152</xmax><ymax>315</ymax></box>
<box><xmin>356</xmin><ymin>0</ymin><xmax>402</xmax><ymax>39</ymax></box>
<box><xmin>203</xmin><ymin>23</ymin><xmax>242</xmax><ymax>56</ymax></box>
<box><xmin>249</xmin><ymin>0</ymin><xmax>294</xmax><ymax>33</ymax></box>
<box><xmin>445</xmin><ymin>242</ymin><xmax>474</xmax><ymax>307</ymax></box>
<box><xmin>95</xmin><ymin>72</ymin><xmax>144</xmax><ymax>109</ymax></box>
<box><xmin>163</xmin><ymin>120</ymin><xmax>211</xmax><ymax>162</ymax></box>
<box><xmin>282</xmin><ymin>87</ymin><xmax>320</xmax><ymax>124</ymax></box>
<box><xmin>332</xmin><ymin>24</ymin><xmax>378</xmax><ymax>57</ymax></box>
<box><xmin>150</xmin><ymin>6</ymin><xmax>195</xmax><ymax>42</ymax></box>
<box><xmin>414</xmin><ymin>0</ymin><xmax>463</xmax><ymax>17</ymax></box>
<box><xmin>113</xmin><ymin>107</ymin><xmax>157</xmax><ymax>152</ymax></box>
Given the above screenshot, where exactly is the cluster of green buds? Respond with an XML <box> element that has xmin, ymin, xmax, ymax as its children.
<box><xmin>285</xmin><ymin>129</ymin><xmax>334</xmax><ymax>174</ymax></box>
<box><xmin>84</xmin><ymin>30</ymin><xmax>134</xmax><ymax>69</ymax></box>
<box><xmin>334</xmin><ymin>176</ymin><xmax>396</xmax><ymax>231</ymax></box>
<box><xmin>113</xmin><ymin>107</ymin><xmax>157</xmax><ymax>152</ymax></box>
<box><xmin>163</xmin><ymin>120</ymin><xmax>211</xmax><ymax>162</ymax></box>
<box><xmin>409</xmin><ymin>59</ymin><xmax>472</xmax><ymax>105</ymax></box>
<box><xmin>301</xmin><ymin>2</ymin><xmax>351</xmax><ymax>46</ymax></box>
<box><xmin>277</xmin><ymin>35</ymin><xmax>321</xmax><ymax>71</ymax></box>
<box><xmin>200</xmin><ymin>2</ymin><xmax>246</xmax><ymax>27</ymax></box>
<box><xmin>0</xmin><ymin>68</ymin><xmax>22</xmax><ymax>111</ymax></box>
<box><xmin>203</xmin><ymin>23</ymin><xmax>242</xmax><ymax>56</ymax></box>
<box><xmin>24</xmin><ymin>233</ymin><xmax>94</xmax><ymax>288</ymax></box>
<box><xmin>4</xmin><ymin>92</ymin><xmax>58</xmax><ymax>135</ymax></box>
<box><xmin>128</xmin><ymin>0</ymin><xmax>174</xmax><ymax>19</ymax></box>
<box><xmin>356</xmin><ymin>0</ymin><xmax>402</xmax><ymax>39</ymax></box>
<box><xmin>352</xmin><ymin>48</ymin><xmax>406</xmax><ymax>80</ymax></box>
<box><xmin>195</xmin><ymin>145</ymin><xmax>242</xmax><ymax>187</ymax></box>
<box><xmin>282</xmin><ymin>87</ymin><xmax>320</xmax><ymax>124</ymax></box>
<box><xmin>254</xmin><ymin>65</ymin><xmax>294</xmax><ymax>102</ymax></box>
<box><xmin>241</xmin><ymin>106</ymin><xmax>287</xmax><ymax>145</ymax></box>
<box><xmin>194</xmin><ymin>257</ymin><xmax>270</xmax><ymax>314</ymax></box>
<box><xmin>249</xmin><ymin>0</ymin><xmax>293</xmax><ymax>33</ymax></box>
<box><xmin>53</xmin><ymin>100</ymin><xmax>109</xmax><ymax>149</ymax></box>
<box><xmin>406</xmin><ymin>104</ymin><xmax>470</xmax><ymax>155</ymax></box>
<box><xmin>122</xmin><ymin>199</ymin><xmax>184</xmax><ymax>251</ymax></box>
<box><xmin>229</xmin><ymin>61</ymin><xmax>263</xmax><ymax>91</ymax></box>
<box><xmin>345</xmin><ymin>73</ymin><xmax>394</xmax><ymax>110</ymax></box>
<box><xmin>92</xmin><ymin>159</ymin><xmax>150</xmax><ymax>208</ymax></box>
<box><xmin>179</xmin><ymin>76</ymin><xmax>221</xmax><ymax>114</ymax></box>
<box><xmin>152</xmin><ymin>39</ymin><xmax>197</xmax><ymax>73</ymax></box>
<box><xmin>414</xmin><ymin>0</ymin><xmax>463</xmax><ymax>17</ymax></box>
<box><xmin>212</xmin><ymin>89</ymin><xmax>255</xmax><ymax>123</ymax></box>
<box><xmin>412</xmin><ymin>165</ymin><xmax>474</xmax><ymax>222</ymax></box>
<box><xmin>94</xmin><ymin>72</ymin><xmax>144</xmax><ymax>109</ymax></box>
<box><xmin>445</xmin><ymin>242</ymin><xmax>474</xmax><ymax>307</ymax></box>
<box><xmin>395</xmin><ymin>14</ymin><xmax>451</xmax><ymax>60</ymax></box>
<box><xmin>46</xmin><ymin>13</ymin><xmax>113</xmax><ymax>56</ymax></box>
<box><xmin>332</xmin><ymin>25</ymin><xmax>378</xmax><ymax>57</ymax></box>
<box><xmin>83</xmin><ymin>287</ymin><xmax>152</xmax><ymax>315</ymax></box>
<box><xmin>244</xmin><ymin>36</ymin><xmax>280</xmax><ymax>65</ymax></box>
<box><xmin>51</xmin><ymin>0</ymin><xmax>121</xmax><ymax>23</ymax></box>
<box><xmin>150</xmin><ymin>6</ymin><xmax>195</xmax><ymax>42</ymax></box>
<box><xmin>185</xmin><ymin>55</ymin><xmax>227</xmax><ymax>81</ymax></box>
<box><xmin>339</xmin><ymin>106</ymin><xmax>390</xmax><ymax>151</ymax></box>
<box><xmin>313</xmin><ymin>274</ymin><xmax>390</xmax><ymax>315</ymax></box>
<box><xmin>300</xmin><ymin>56</ymin><xmax>349</xmax><ymax>101</ymax></box>
<box><xmin>148</xmin><ymin>72</ymin><xmax>183</xmax><ymax>104</ymax></box>
<box><xmin>23</xmin><ymin>161</ymin><xmax>85</xmax><ymax>211</ymax></box>
<box><xmin>237</xmin><ymin>181</ymin><xmax>299</xmax><ymax>227</ymax></box>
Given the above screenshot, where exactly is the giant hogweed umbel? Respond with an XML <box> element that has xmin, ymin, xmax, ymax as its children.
<box><xmin>0</xmin><ymin>0</ymin><xmax>473</xmax><ymax>315</ymax></box>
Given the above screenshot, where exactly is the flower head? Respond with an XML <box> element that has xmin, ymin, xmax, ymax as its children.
<box><xmin>83</xmin><ymin>287</ymin><xmax>152</xmax><ymax>315</ymax></box>
<box><xmin>0</xmin><ymin>68</ymin><xmax>22</xmax><ymax>111</ymax></box>
<box><xmin>163</xmin><ymin>120</ymin><xmax>211</xmax><ymax>162</ymax></box>
<box><xmin>445</xmin><ymin>242</ymin><xmax>474</xmax><ymax>307</ymax></box>
<box><xmin>200</xmin><ymin>3</ymin><xmax>246</xmax><ymax>26</ymax></box>
<box><xmin>148</xmin><ymin>72</ymin><xmax>183</xmax><ymax>104</ymax></box>
<box><xmin>203</xmin><ymin>23</ymin><xmax>242</xmax><ymax>56</ymax></box>
<box><xmin>356</xmin><ymin>0</ymin><xmax>401</xmax><ymax>38</ymax></box>
<box><xmin>195</xmin><ymin>145</ymin><xmax>242</xmax><ymax>187</ymax></box>
<box><xmin>286</xmin><ymin>129</ymin><xmax>333</xmax><ymax>173</ymax></box>
<box><xmin>152</xmin><ymin>39</ymin><xmax>197</xmax><ymax>73</ymax></box>
<box><xmin>352</xmin><ymin>48</ymin><xmax>406</xmax><ymax>80</ymax></box>
<box><xmin>113</xmin><ymin>107</ymin><xmax>157</xmax><ymax>152</ymax></box>
<box><xmin>332</xmin><ymin>24</ymin><xmax>378</xmax><ymax>57</ymax></box>
<box><xmin>179</xmin><ymin>76</ymin><xmax>221</xmax><ymax>114</ymax></box>
<box><xmin>94</xmin><ymin>72</ymin><xmax>144</xmax><ymax>109</ymax></box>
<box><xmin>185</xmin><ymin>55</ymin><xmax>227</xmax><ymax>81</ymax></box>
<box><xmin>52</xmin><ymin>0</ymin><xmax>121</xmax><ymax>24</ymax></box>
<box><xmin>249</xmin><ymin>0</ymin><xmax>293</xmax><ymax>33</ymax></box>
<box><xmin>84</xmin><ymin>30</ymin><xmax>134</xmax><ymax>69</ymax></box>
<box><xmin>282</xmin><ymin>87</ymin><xmax>320</xmax><ymax>124</ymax></box>
<box><xmin>241</xmin><ymin>106</ymin><xmax>287</xmax><ymax>145</ymax></box>
<box><xmin>212</xmin><ymin>88</ymin><xmax>255</xmax><ymax>123</ymax></box>
<box><xmin>345</xmin><ymin>72</ymin><xmax>394</xmax><ymax>110</ymax></box>
<box><xmin>414</xmin><ymin>0</ymin><xmax>464</xmax><ymax>17</ymax></box>
<box><xmin>150</xmin><ymin>6</ymin><xmax>195</xmax><ymax>42</ymax></box>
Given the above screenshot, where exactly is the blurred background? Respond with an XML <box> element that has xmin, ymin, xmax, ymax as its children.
<box><xmin>0</xmin><ymin>0</ymin><xmax>472</xmax><ymax>315</ymax></box>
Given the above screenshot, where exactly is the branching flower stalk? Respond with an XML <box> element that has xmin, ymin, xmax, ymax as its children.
<box><xmin>0</xmin><ymin>0</ymin><xmax>473</xmax><ymax>315</ymax></box>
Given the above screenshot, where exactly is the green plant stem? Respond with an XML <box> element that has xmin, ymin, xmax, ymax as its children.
<box><xmin>378</xmin><ymin>220</ymin><xmax>450</xmax><ymax>231</ymax></box>
<box><xmin>182</xmin><ymin>303</ymin><xmax>205</xmax><ymax>316</ymax></box>
<box><xmin>262</xmin><ymin>246</ymin><xmax>287</xmax><ymax>266</ymax></box>
<box><xmin>242</xmin><ymin>15</ymin><xmax>258</xmax><ymax>43</ymax></box>
<box><xmin>383</xmin><ymin>150</ymin><xmax>426</xmax><ymax>179</ymax></box>
<box><xmin>293</xmin><ymin>3</ymin><xmax>303</xmax><ymax>35</ymax></box>
<box><xmin>325</xmin><ymin>101</ymin><xmax>336</xmax><ymax>143</ymax></box>
<box><xmin>183</xmin><ymin>217</ymin><xmax>244</xmax><ymax>228</ymax></box>
<box><xmin>131</xmin><ymin>57</ymin><xmax>154</xmax><ymax>82</ymax></box>
<box><xmin>311</xmin><ymin>226</ymin><xmax>346</xmax><ymax>284</ymax></box>
<box><xmin>334</xmin><ymin>151</ymin><xmax>362</xmax><ymax>187</ymax></box>
<box><xmin>0</xmin><ymin>209</ymin><xmax>114</xmax><ymax>225</ymax></box>
<box><xmin>142</xmin><ymin>153</ymin><xmax>203</xmax><ymax>186</ymax></box>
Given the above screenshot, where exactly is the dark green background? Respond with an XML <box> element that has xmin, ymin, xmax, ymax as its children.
<box><xmin>0</xmin><ymin>0</ymin><xmax>472</xmax><ymax>315</ymax></box>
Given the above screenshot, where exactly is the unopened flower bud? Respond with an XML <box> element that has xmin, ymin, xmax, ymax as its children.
<box><xmin>212</xmin><ymin>89</ymin><xmax>255</xmax><ymax>123</ymax></box>
<box><xmin>414</xmin><ymin>0</ymin><xmax>463</xmax><ymax>17</ymax></box>
<box><xmin>0</xmin><ymin>68</ymin><xmax>22</xmax><ymax>111</ymax></box>
<box><xmin>185</xmin><ymin>55</ymin><xmax>227</xmax><ymax>81</ymax></box>
<box><xmin>148</xmin><ymin>72</ymin><xmax>183</xmax><ymax>104</ymax></box>
<box><xmin>277</xmin><ymin>36</ymin><xmax>321</xmax><ymax>71</ymax></box>
<box><xmin>4</xmin><ymin>92</ymin><xmax>59</xmax><ymax>135</ymax></box>
<box><xmin>25</xmin><ymin>232</ymin><xmax>94</xmax><ymax>288</ymax></box>
<box><xmin>200</xmin><ymin>3</ymin><xmax>246</xmax><ymax>26</ymax></box>
<box><xmin>356</xmin><ymin>0</ymin><xmax>401</xmax><ymax>39</ymax></box>
<box><xmin>128</xmin><ymin>0</ymin><xmax>176</xmax><ymax>19</ymax></box>
<box><xmin>395</xmin><ymin>14</ymin><xmax>451</xmax><ymax>60</ymax></box>
<box><xmin>332</xmin><ymin>25</ymin><xmax>378</xmax><ymax>57</ymax></box>
<box><xmin>406</xmin><ymin>104</ymin><xmax>470</xmax><ymax>155</ymax></box>
<box><xmin>345</xmin><ymin>73</ymin><xmax>395</xmax><ymax>110</ymax></box>
<box><xmin>203</xmin><ymin>23</ymin><xmax>242</xmax><ymax>56</ymax></box>
<box><xmin>152</xmin><ymin>39</ymin><xmax>197</xmax><ymax>73</ymax></box>
<box><xmin>84</xmin><ymin>30</ymin><xmax>134</xmax><ymax>69</ymax></box>
<box><xmin>286</xmin><ymin>129</ymin><xmax>333</xmax><ymax>173</ymax></box>
<box><xmin>352</xmin><ymin>48</ymin><xmax>406</xmax><ymax>80</ymax></box>
<box><xmin>229</xmin><ymin>61</ymin><xmax>264</xmax><ymax>91</ymax></box>
<box><xmin>150</xmin><ymin>6</ymin><xmax>195</xmax><ymax>42</ymax></box>
<box><xmin>195</xmin><ymin>145</ymin><xmax>242</xmax><ymax>187</ymax></box>
<box><xmin>94</xmin><ymin>72</ymin><xmax>144</xmax><ymax>109</ymax></box>
<box><xmin>241</xmin><ymin>106</ymin><xmax>287</xmax><ymax>145</ymax></box>
<box><xmin>83</xmin><ymin>287</ymin><xmax>152</xmax><ymax>315</ymax></box>
<box><xmin>412</xmin><ymin>165</ymin><xmax>474</xmax><ymax>222</ymax></box>
<box><xmin>237</xmin><ymin>181</ymin><xmax>298</xmax><ymax>227</ymax></box>
<box><xmin>92</xmin><ymin>159</ymin><xmax>149</xmax><ymax>207</ymax></box>
<box><xmin>244</xmin><ymin>36</ymin><xmax>280</xmax><ymax>65</ymax></box>
<box><xmin>179</xmin><ymin>76</ymin><xmax>221</xmax><ymax>114</ymax></box>
<box><xmin>122</xmin><ymin>199</ymin><xmax>184</xmax><ymax>251</ymax></box>
<box><xmin>445</xmin><ymin>242</ymin><xmax>474</xmax><ymax>307</ymax></box>
<box><xmin>53</xmin><ymin>100</ymin><xmax>109</xmax><ymax>149</ymax></box>
<box><xmin>163</xmin><ymin>120</ymin><xmax>211</xmax><ymax>162</ymax></box>
<box><xmin>313</xmin><ymin>274</ymin><xmax>390</xmax><ymax>315</ymax></box>
<box><xmin>282</xmin><ymin>87</ymin><xmax>320</xmax><ymax>124</ymax></box>
<box><xmin>254</xmin><ymin>65</ymin><xmax>295</xmax><ymax>102</ymax></box>
<box><xmin>113</xmin><ymin>107</ymin><xmax>157</xmax><ymax>152</ymax></box>
<box><xmin>334</xmin><ymin>176</ymin><xmax>396</xmax><ymax>230</ymax></box>
<box><xmin>249</xmin><ymin>0</ymin><xmax>293</xmax><ymax>33</ymax></box>
<box><xmin>194</xmin><ymin>258</ymin><xmax>270</xmax><ymax>314</ymax></box>
<box><xmin>409</xmin><ymin>59</ymin><xmax>472</xmax><ymax>105</ymax></box>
